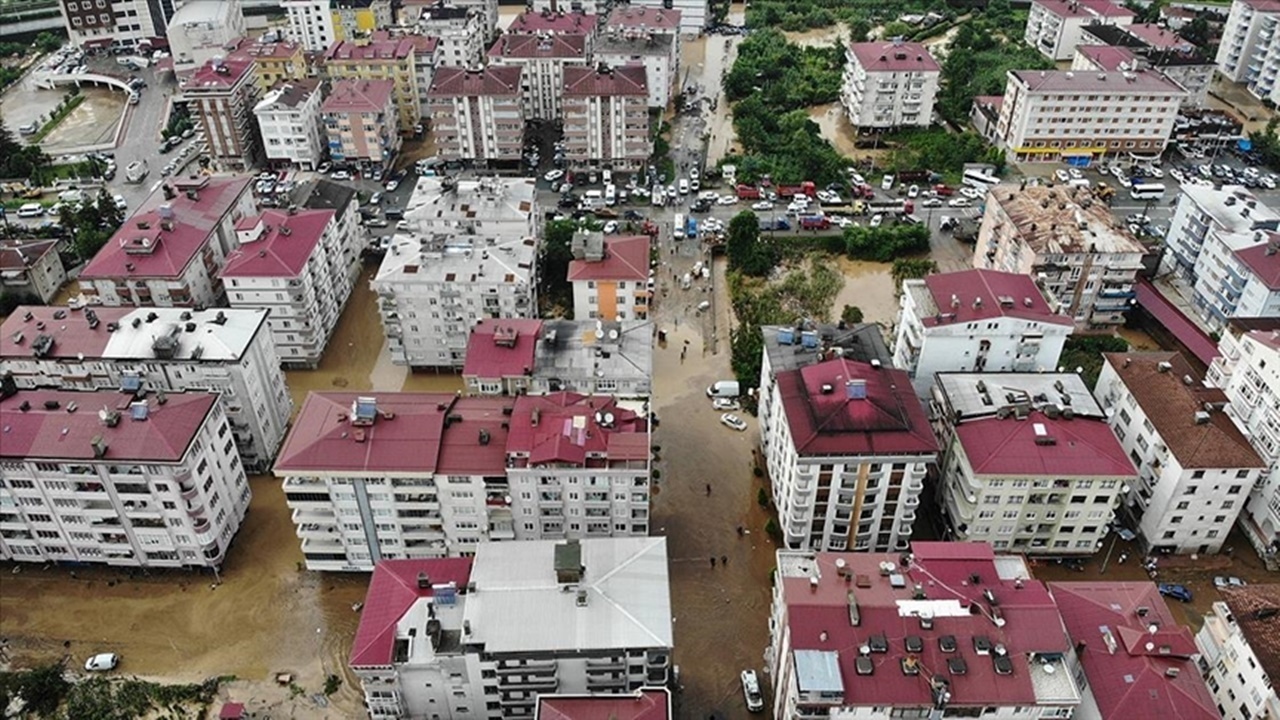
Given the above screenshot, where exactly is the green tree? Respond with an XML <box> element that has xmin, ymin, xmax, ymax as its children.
<box><xmin>840</xmin><ymin>305</ymin><xmax>864</xmax><ymax>324</ymax></box>
<box><xmin>33</xmin><ymin>31</ymin><xmax>66</xmax><ymax>54</ymax></box>
<box><xmin>891</xmin><ymin>258</ymin><xmax>938</xmax><ymax>289</ymax></box>
<box><xmin>61</xmin><ymin>190</ymin><xmax>125</xmax><ymax>261</ymax></box>
<box><xmin>1250</xmin><ymin>117</ymin><xmax>1280</xmax><ymax>172</ymax></box>
<box><xmin>539</xmin><ymin>219</ymin><xmax>578</xmax><ymax>313</ymax></box>
<box><xmin>727</xmin><ymin>210</ymin><xmax>775</xmax><ymax>276</ymax></box>
<box><xmin>1060</xmin><ymin>335</ymin><xmax>1130</xmax><ymax>389</ymax></box>
<box><xmin>881</xmin><ymin>21</ymin><xmax>915</xmax><ymax>39</ymax></box>
<box><xmin>730</xmin><ymin>322</ymin><xmax>765</xmax><ymax>390</ymax></box>
<box><xmin>0</xmin><ymin>116</ymin><xmax>52</xmax><ymax>183</ymax></box>
<box><xmin>843</xmin><ymin>223</ymin><xmax>930</xmax><ymax>262</ymax></box>
<box><xmin>0</xmin><ymin>662</ymin><xmax>71</xmax><ymax>717</ymax></box>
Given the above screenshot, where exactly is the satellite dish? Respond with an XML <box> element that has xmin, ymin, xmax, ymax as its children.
<box><xmin>604</xmin><ymin>412</ymin><xmax>614</xmax><ymax>425</ymax></box>
<box><xmin>1043</xmin><ymin>664</ymin><xmax>1056</xmax><ymax>674</ymax></box>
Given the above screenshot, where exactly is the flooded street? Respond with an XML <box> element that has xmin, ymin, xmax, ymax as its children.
<box><xmin>808</xmin><ymin>103</ymin><xmax>859</xmax><ymax>158</ymax></box>
<box><xmin>830</xmin><ymin>257</ymin><xmax>897</xmax><ymax>326</ymax></box>
<box><xmin>782</xmin><ymin>23</ymin><xmax>852</xmax><ymax>49</ymax></box>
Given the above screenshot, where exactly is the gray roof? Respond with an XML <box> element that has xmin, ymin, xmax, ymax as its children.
<box><xmin>535</xmin><ymin>319</ymin><xmax>652</xmax><ymax>394</ymax></box>
<box><xmin>463</xmin><ymin>537</ymin><xmax>672</xmax><ymax>654</ymax></box>
<box><xmin>794</xmin><ymin>650</ymin><xmax>844</xmax><ymax>693</ymax></box>
<box><xmin>295</xmin><ymin>178</ymin><xmax>357</xmax><ymax>217</ymax></box>
<box><xmin>932</xmin><ymin>372</ymin><xmax>1103</xmax><ymax>423</ymax></box>
<box><xmin>762</xmin><ymin>323</ymin><xmax>891</xmax><ymax>375</ymax></box>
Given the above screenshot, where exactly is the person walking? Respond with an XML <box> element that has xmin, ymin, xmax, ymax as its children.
<box><xmin>710</xmin><ymin>556</ymin><xmax>716</xmax><ymax>568</ymax></box>
<box><xmin>721</xmin><ymin>555</ymin><xmax>728</xmax><ymax>567</ymax></box>
<box><xmin>705</xmin><ymin>483</ymin><xmax>711</xmax><ymax>496</ymax></box>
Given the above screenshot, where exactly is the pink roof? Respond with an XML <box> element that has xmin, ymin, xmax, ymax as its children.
<box><xmin>506</xmin><ymin>393</ymin><xmax>648</xmax><ymax>467</ymax></box>
<box><xmin>567</xmin><ymin>235</ymin><xmax>649</xmax><ymax>281</ymax></box>
<box><xmin>955</xmin><ymin>411</ymin><xmax>1136</xmax><ymax>477</ymax></box>
<box><xmin>1127</xmin><ymin>23</ymin><xmax>1190</xmax><ymax>48</ymax></box>
<box><xmin>322</xmin><ymin>78</ymin><xmax>394</xmax><ymax>114</ymax></box>
<box><xmin>218</xmin><ymin>703</ymin><xmax>246</xmax><ymax>720</ymax></box>
<box><xmin>1234</xmin><ymin>237</ymin><xmax>1280</xmax><ymax>290</ymax></box>
<box><xmin>563</xmin><ymin>66</ymin><xmax>647</xmax><ymax>96</ymax></box>
<box><xmin>0</xmin><ymin>389</ymin><xmax>217</xmax><ymax>462</ymax></box>
<box><xmin>537</xmin><ymin>690</ymin><xmax>670</xmax><ymax>720</ymax></box>
<box><xmin>1133</xmin><ymin>279</ymin><xmax>1220</xmax><ymax>366</ymax></box>
<box><xmin>921</xmin><ymin>269</ymin><xmax>1071</xmax><ymax>328</ymax></box>
<box><xmin>1036</xmin><ymin>0</ymin><xmax>1135</xmax><ymax>18</ymax></box>
<box><xmin>974</xmin><ymin>95</ymin><xmax>1004</xmax><ymax>111</ymax></box>
<box><xmin>81</xmin><ymin>176</ymin><xmax>252</xmax><ymax>281</ymax></box>
<box><xmin>849</xmin><ymin>41</ymin><xmax>940</xmax><ymax>73</ymax></box>
<box><xmin>428</xmin><ymin>66</ymin><xmax>523</xmax><ymax>97</ymax></box>
<box><xmin>508</xmin><ymin>10</ymin><xmax>596</xmax><ymax>34</ymax></box>
<box><xmin>220</xmin><ymin>209</ymin><xmax>334</xmax><ymax>278</ymax></box>
<box><xmin>775</xmin><ymin>358</ymin><xmax>938</xmax><ymax>457</ymax></box>
<box><xmin>1048</xmin><ymin>582</ymin><xmax>1218</xmax><ymax>720</ymax></box>
<box><xmin>489</xmin><ymin>33</ymin><xmax>587</xmax><ymax>59</ymax></box>
<box><xmin>187</xmin><ymin>56</ymin><xmax>255</xmax><ymax>90</ymax></box>
<box><xmin>349</xmin><ymin>558</ymin><xmax>474</xmax><ymax>667</ymax></box>
<box><xmin>322</xmin><ymin>36</ymin><xmax>415</xmax><ymax>63</ymax></box>
<box><xmin>405</xmin><ymin>34</ymin><xmax>440</xmax><ymax>56</ymax></box>
<box><xmin>1077</xmin><ymin>44</ymin><xmax>1139</xmax><ymax>71</ymax></box>
<box><xmin>605</xmin><ymin>6</ymin><xmax>681</xmax><ymax>30</ymax></box>
<box><xmin>0</xmin><ymin>238</ymin><xmax>58</xmax><ymax>271</ymax></box>
<box><xmin>274</xmin><ymin>393</ymin><xmax>510</xmax><ymax>475</ymax></box>
<box><xmin>1241</xmin><ymin>0</ymin><xmax>1280</xmax><ymax>11</ymax></box>
<box><xmin>462</xmin><ymin>318</ymin><xmax>544</xmax><ymax>378</ymax></box>
<box><xmin>783</xmin><ymin>543</ymin><xmax>1069</xmax><ymax>708</ymax></box>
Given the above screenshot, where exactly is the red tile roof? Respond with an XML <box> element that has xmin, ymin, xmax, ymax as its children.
<box><xmin>1220</xmin><ymin>585</ymin><xmax>1280</xmax><ymax>686</ymax></box>
<box><xmin>274</xmin><ymin>393</ymin><xmax>511</xmax><ymax>475</ymax></box>
<box><xmin>536</xmin><ymin>690</ymin><xmax>671</xmax><ymax>720</ymax></box>
<box><xmin>1133</xmin><ymin>279</ymin><xmax>1220</xmax><ymax>367</ymax></box>
<box><xmin>563</xmin><ymin>65</ymin><xmax>647</xmax><ymax>96</ymax></box>
<box><xmin>1127</xmin><ymin>23</ymin><xmax>1190</xmax><ymax>49</ymax></box>
<box><xmin>956</xmin><ymin>411</ymin><xmax>1136</xmax><ymax>477</ymax></box>
<box><xmin>81</xmin><ymin>176</ymin><xmax>252</xmax><ymax>281</ymax></box>
<box><xmin>1036</xmin><ymin>0</ymin><xmax>1135</xmax><ymax>18</ymax></box>
<box><xmin>220</xmin><ymin>209</ymin><xmax>334</xmax><ymax>278</ymax></box>
<box><xmin>506</xmin><ymin>393</ymin><xmax>648</xmax><ymax>466</ymax></box>
<box><xmin>322</xmin><ymin>78</ymin><xmax>395</xmax><ymax>114</ymax></box>
<box><xmin>1077</xmin><ymin>44</ymin><xmax>1140</xmax><ymax>71</ymax></box>
<box><xmin>0</xmin><ymin>238</ymin><xmax>58</xmax><ymax>271</ymax></box>
<box><xmin>349</xmin><ymin>558</ymin><xmax>474</xmax><ymax>667</ymax></box>
<box><xmin>187</xmin><ymin>55</ymin><xmax>255</xmax><ymax>90</ymax></box>
<box><xmin>1242</xmin><ymin>0</ymin><xmax>1280</xmax><ymax>10</ymax></box>
<box><xmin>921</xmin><ymin>270</ymin><xmax>1071</xmax><ymax>328</ymax></box>
<box><xmin>488</xmin><ymin>33</ymin><xmax>587</xmax><ymax>60</ymax></box>
<box><xmin>783</xmin><ymin>543</ymin><xmax>1068</xmax><ymax>709</ymax></box>
<box><xmin>508</xmin><ymin>10</ymin><xmax>597</xmax><ymax>34</ymax></box>
<box><xmin>567</xmin><ymin>235</ymin><xmax>649</xmax><ymax>281</ymax></box>
<box><xmin>0</xmin><ymin>389</ymin><xmax>217</xmax><ymax>462</ymax></box>
<box><xmin>775</xmin><ymin>358</ymin><xmax>938</xmax><ymax>457</ymax></box>
<box><xmin>1233</xmin><ymin>236</ymin><xmax>1280</xmax><ymax>290</ymax></box>
<box><xmin>322</xmin><ymin>37</ymin><xmax>415</xmax><ymax>63</ymax></box>
<box><xmin>428</xmin><ymin>66</ymin><xmax>523</xmax><ymax>97</ymax></box>
<box><xmin>462</xmin><ymin>318</ymin><xmax>544</xmax><ymax>379</ymax></box>
<box><xmin>231</xmin><ymin>38</ymin><xmax>303</xmax><ymax>61</ymax></box>
<box><xmin>1049</xmin><ymin>582</ymin><xmax>1218</xmax><ymax>720</ymax></box>
<box><xmin>404</xmin><ymin>34</ymin><xmax>440</xmax><ymax>56</ymax></box>
<box><xmin>605</xmin><ymin>6</ymin><xmax>681</xmax><ymax>30</ymax></box>
<box><xmin>849</xmin><ymin>41</ymin><xmax>940</xmax><ymax>73</ymax></box>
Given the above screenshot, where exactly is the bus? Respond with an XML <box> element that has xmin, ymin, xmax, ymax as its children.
<box><xmin>1129</xmin><ymin>183</ymin><xmax>1167</xmax><ymax>200</ymax></box>
<box><xmin>673</xmin><ymin>213</ymin><xmax>686</xmax><ymax>239</ymax></box>
<box><xmin>686</xmin><ymin>217</ymin><xmax>698</xmax><ymax>240</ymax></box>
<box><xmin>962</xmin><ymin>169</ymin><xmax>1001</xmax><ymax>190</ymax></box>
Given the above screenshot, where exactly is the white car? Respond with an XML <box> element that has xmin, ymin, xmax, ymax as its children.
<box><xmin>385</xmin><ymin>180</ymin><xmax>399</xmax><ymax>192</ymax></box>
<box><xmin>712</xmin><ymin>397</ymin><xmax>740</xmax><ymax>411</ymax></box>
<box><xmin>1146</xmin><ymin>167</ymin><xmax>1164</xmax><ymax>178</ymax></box>
<box><xmin>948</xmin><ymin>197</ymin><xmax>971</xmax><ymax>207</ymax></box>
<box><xmin>678</xmin><ymin>179</ymin><xmax>690</xmax><ymax>195</ymax></box>
<box><xmin>721</xmin><ymin>413</ymin><xmax>748</xmax><ymax>432</ymax></box>
<box><xmin>717</xmin><ymin>194</ymin><xmax>738</xmax><ymax>205</ymax></box>
<box><xmin>869</xmin><ymin>214</ymin><xmax>884</xmax><ymax>227</ymax></box>
<box><xmin>85</xmin><ymin>653</ymin><xmax>119</xmax><ymax>672</ymax></box>
<box><xmin>786</xmin><ymin>201</ymin><xmax>807</xmax><ymax>214</ymax></box>
<box><xmin>544</xmin><ymin>169</ymin><xmax>564</xmax><ymax>182</ymax></box>
<box><xmin>690</xmin><ymin>179</ymin><xmax>701</xmax><ymax>192</ymax></box>
<box><xmin>752</xmin><ymin>201</ymin><xmax>774</xmax><ymax>211</ymax></box>
<box><xmin>396</xmin><ymin>220</ymin><xmax>410</xmax><ymax>232</ymax></box>
<box><xmin>833</xmin><ymin>215</ymin><xmax>853</xmax><ymax>228</ymax></box>
<box><xmin>907</xmin><ymin>184</ymin><xmax>919</xmax><ymax>198</ymax></box>
<box><xmin>603</xmin><ymin>220</ymin><xmax>619</xmax><ymax>234</ymax></box>
<box><xmin>16</xmin><ymin>203</ymin><xmax>43</xmax><ymax>218</ymax></box>
<box><xmin>331</xmin><ymin>170</ymin><xmax>352</xmax><ymax>181</ymax></box>
<box><xmin>881</xmin><ymin>175</ymin><xmax>895</xmax><ymax>191</ymax></box>
<box><xmin>1055</xmin><ymin>169</ymin><xmax>1071</xmax><ymax>183</ymax></box>
<box><xmin>1068</xmin><ymin>167</ymin><xmax>1083</xmax><ymax>179</ymax></box>
<box><xmin>742</xmin><ymin>669</ymin><xmax>765</xmax><ymax>712</ymax></box>
<box><xmin>690</xmin><ymin>168</ymin><xmax>700</xmax><ymax>181</ymax></box>
<box><xmin>113</xmin><ymin>194</ymin><xmax>127</xmax><ymax>210</ymax></box>
<box><xmin>921</xmin><ymin>197</ymin><xmax>943</xmax><ymax>208</ymax></box>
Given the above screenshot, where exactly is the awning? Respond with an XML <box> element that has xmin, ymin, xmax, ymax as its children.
<box><xmin>1134</xmin><ymin>278</ymin><xmax>1219</xmax><ymax>366</ymax></box>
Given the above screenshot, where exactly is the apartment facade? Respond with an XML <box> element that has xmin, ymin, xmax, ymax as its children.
<box><xmin>562</xmin><ymin>66</ymin><xmax>651</xmax><ymax>171</ymax></box>
<box><xmin>321</xmin><ymin>35</ymin><xmax>420</xmax><ymax>133</ymax></box>
<box><xmin>1217</xmin><ymin>0</ymin><xmax>1280</xmax><ymax>103</ymax></box>
<box><xmin>487</xmin><ymin>33</ymin><xmax>589</xmax><ymax>121</ymax></box>
<box><xmin>1095</xmin><ymin>352</ymin><xmax>1265</xmax><ymax>555</ymax></box>
<box><xmin>1</xmin><ymin>305</ymin><xmax>292</xmax><ymax>473</ymax></box>
<box><xmin>596</xmin><ymin>6</ymin><xmax>681</xmax><ymax>110</ymax></box>
<box><xmin>282</xmin><ymin>0</ymin><xmax>336</xmax><ymax>52</ymax></box>
<box><xmin>894</xmin><ymin>269</ymin><xmax>1072</xmax><ymax>395</ymax></box>
<box><xmin>322</xmin><ymin>78</ymin><xmax>401</xmax><ymax>171</ymax></box>
<box><xmin>0</xmin><ymin>388</ymin><xmax>250</xmax><ymax>568</ymax></box>
<box><xmin>840</xmin><ymin>40</ymin><xmax>940</xmax><ymax>129</ymax></box>
<box><xmin>975</xmin><ymin>185</ymin><xmax>1147</xmax><ymax>326</ymax></box>
<box><xmin>427</xmin><ymin>67</ymin><xmax>525</xmax><ymax>166</ymax></box>
<box><xmin>58</xmin><ymin>0</ymin><xmax>170</xmax><ymax>49</ymax></box>
<box><xmin>254</xmin><ymin>79</ymin><xmax>326</xmax><ymax>171</ymax></box>
<box><xmin>990</xmin><ymin>69</ymin><xmax>1184</xmax><ymax>163</ymax></box>
<box><xmin>373</xmin><ymin>177</ymin><xmax>538</xmax><ymax>368</ymax></box>
<box><xmin>1075</xmin><ymin>24</ymin><xmax>1214</xmax><ymax>107</ymax></box>
<box><xmin>567</xmin><ymin>233</ymin><xmax>650</xmax><ymax>321</ymax></box>
<box><xmin>1024</xmin><ymin>0</ymin><xmax>1135</xmax><ymax>60</ymax></box>
<box><xmin>631</xmin><ymin>0</ymin><xmax>703</xmax><ymax>32</ymax></box>
<box><xmin>350</xmin><ymin>538</ymin><xmax>672</xmax><ymax>720</ymax></box>
<box><xmin>416</xmin><ymin>6</ymin><xmax>485</xmax><ymax>68</ymax></box>
<box><xmin>0</xmin><ymin>238</ymin><xmax>67</xmax><ymax>303</ymax></box>
<box><xmin>1196</xmin><ymin>590</ymin><xmax>1280</xmax><ymax>720</ymax></box>
<box><xmin>331</xmin><ymin>0</ymin><xmax>393</xmax><ymax>42</ymax></box>
<box><xmin>79</xmin><ymin>175</ymin><xmax>256</xmax><ymax>308</ymax></box>
<box><xmin>186</xmin><ymin>56</ymin><xmax>263</xmax><ymax>172</ymax></box>
<box><xmin>165</xmin><ymin>0</ymin><xmax>247</xmax><ymax>76</ymax></box>
<box><xmin>236</xmin><ymin>39</ymin><xmax>308</xmax><ymax>93</ymax></box>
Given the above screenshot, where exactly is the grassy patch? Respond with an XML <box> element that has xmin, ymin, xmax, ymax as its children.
<box><xmin>1060</xmin><ymin>335</ymin><xmax>1130</xmax><ymax>389</ymax></box>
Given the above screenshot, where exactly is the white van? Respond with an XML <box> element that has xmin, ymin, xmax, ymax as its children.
<box><xmin>1067</xmin><ymin>178</ymin><xmax>1091</xmax><ymax>189</ymax></box>
<box><xmin>706</xmin><ymin>380</ymin><xmax>741</xmax><ymax>398</ymax></box>
<box><xmin>17</xmin><ymin>203</ymin><xmax>44</xmax><ymax>218</ymax></box>
<box><xmin>604</xmin><ymin>184</ymin><xmax>617</xmax><ymax>206</ymax></box>
<box><xmin>673</xmin><ymin>213</ymin><xmax>685</xmax><ymax>239</ymax></box>
<box><xmin>581</xmin><ymin>189</ymin><xmax>605</xmax><ymax>210</ymax></box>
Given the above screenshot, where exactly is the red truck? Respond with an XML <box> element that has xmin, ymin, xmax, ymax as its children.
<box><xmin>735</xmin><ymin>184</ymin><xmax>761</xmax><ymax>200</ymax></box>
<box><xmin>933</xmin><ymin>184</ymin><xmax>955</xmax><ymax>196</ymax></box>
<box><xmin>776</xmin><ymin>181</ymin><xmax>816</xmax><ymax>198</ymax></box>
<box><xmin>853</xmin><ymin>183</ymin><xmax>875</xmax><ymax>199</ymax></box>
<box><xmin>800</xmin><ymin>215</ymin><xmax>831</xmax><ymax>230</ymax></box>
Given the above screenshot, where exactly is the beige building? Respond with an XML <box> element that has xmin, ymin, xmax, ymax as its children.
<box><xmin>185</xmin><ymin>55</ymin><xmax>262</xmax><ymax>171</ymax></box>
<box><xmin>840</xmin><ymin>39</ymin><xmax>940</xmax><ymax>129</ymax></box>
<box><xmin>426</xmin><ymin>67</ymin><xmax>524</xmax><ymax>166</ymax></box>
<box><xmin>562</xmin><ymin>66</ymin><xmax>651</xmax><ymax>171</ymax></box>
<box><xmin>0</xmin><ymin>238</ymin><xmax>66</xmax><ymax>302</ymax></box>
<box><xmin>322</xmin><ymin>78</ymin><xmax>401</xmax><ymax>170</ymax></box>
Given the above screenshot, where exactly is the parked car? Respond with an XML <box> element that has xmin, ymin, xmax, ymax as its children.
<box><xmin>84</xmin><ymin>653</ymin><xmax>119</xmax><ymax>672</ymax></box>
<box><xmin>603</xmin><ymin>220</ymin><xmax>619</xmax><ymax>234</ymax></box>
<box><xmin>16</xmin><ymin>203</ymin><xmax>44</xmax><ymax>218</ymax></box>
<box><xmin>1158</xmin><ymin>583</ymin><xmax>1193</xmax><ymax>603</ymax></box>
<box><xmin>869</xmin><ymin>214</ymin><xmax>884</xmax><ymax>227</ymax></box>
<box><xmin>881</xmin><ymin>175</ymin><xmax>895</xmax><ymax>191</ymax></box>
<box><xmin>947</xmin><ymin>198</ymin><xmax>971</xmax><ymax>208</ymax></box>
<box><xmin>1214</xmin><ymin>576</ymin><xmax>1247</xmax><ymax>589</ymax></box>
<box><xmin>385</xmin><ymin>179</ymin><xmax>399</xmax><ymax>192</ymax></box>
<box><xmin>364</xmin><ymin>218</ymin><xmax>388</xmax><ymax>228</ymax></box>
<box><xmin>741</xmin><ymin>669</ymin><xmax>764</xmax><ymax>712</ymax></box>
<box><xmin>721</xmin><ymin>413</ymin><xmax>748</xmax><ymax>431</ymax></box>
<box><xmin>544</xmin><ymin>169</ymin><xmax>564</xmax><ymax>183</ymax></box>
<box><xmin>921</xmin><ymin>198</ymin><xmax>943</xmax><ymax>208</ymax></box>
<box><xmin>712</xmin><ymin>398</ymin><xmax>740</xmax><ymax>411</ymax></box>
<box><xmin>1055</xmin><ymin>169</ymin><xmax>1071</xmax><ymax>183</ymax></box>
<box><xmin>331</xmin><ymin>170</ymin><xmax>352</xmax><ymax>181</ymax></box>
<box><xmin>752</xmin><ymin>201</ymin><xmax>773</xmax><ymax>211</ymax></box>
<box><xmin>370</xmin><ymin>191</ymin><xmax>383</xmax><ymax>205</ymax></box>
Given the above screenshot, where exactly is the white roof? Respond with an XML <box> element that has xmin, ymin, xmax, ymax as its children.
<box><xmin>404</xmin><ymin>176</ymin><xmax>537</xmax><ymax>231</ymax></box>
<box><xmin>374</xmin><ymin>229</ymin><xmax>536</xmax><ymax>286</ymax></box>
<box><xmin>463</xmin><ymin>537</ymin><xmax>672</xmax><ymax>654</ymax></box>
<box><xmin>102</xmin><ymin>308</ymin><xmax>267</xmax><ymax>361</ymax></box>
<box><xmin>1181</xmin><ymin>184</ymin><xmax>1280</xmax><ymax>234</ymax></box>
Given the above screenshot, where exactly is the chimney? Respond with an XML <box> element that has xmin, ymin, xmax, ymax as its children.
<box><xmin>417</xmin><ymin>572</ymin><xmax>430</xmax><ymax>589</ymax></box>
<box><xmin>846</xmin><ymin>379</ymin><xmax>868</xmax><ymax>400</ymax></box>
<box><xmin>555</xmin><ymin>539</ymin><xmax>584</xmax><ymax>584</ymax></box>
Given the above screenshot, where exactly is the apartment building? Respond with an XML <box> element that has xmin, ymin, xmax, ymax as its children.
<box><xmin>331</xmin><ymin>0</ymin><xmax>393</xmax><ymax>42</ymax></box>
<box><xmin>1051</xmin><ymin>582</ymin><xmax>1218</xmax><ymax>720</ymax></box>
<box><xmin>462</xmin><ymin>318</ymin><xmax>652</xmax><ymax>398</ymax></box>
<box><xmin>0</xmin><ymin>305</ymin><xmax>291</xmax><ymax>473</ymax></box>
<box><xmin>0</xmin><ymin>388</ymin><xmax>250</xmax><ymax>568</ymax></box>
<box><xmin>254</xmin><ymin>79</ymin><xmax>326</xmax><ymax>171</ymax></box>
<box><xmin>508</xmin><ymin>9</ymin><xmax>597</xmax><ymax>37</ymax></box>
<box><xmin>760</xmin><ymin>356</ymin><xmax>937</xmax><ymax>552</ymax></box>
<box><xmin>373</xmin><ymin>177</ymin><xmax>538</xmax><ymax>368</ymax></box>
<box><xmin>166</xmin><ymin>0</ymin><xmax>246</xmax><ymax>76</ymax></box>
<box><xmin>79</xmin><ymin>175</ymin><xmax>256</xmax><ymax>308</ymax></box>
<box><xmin>768</xmin><ymin>543</ymin><xmax>1081</xmax><ymax>720</ymax></box>
<box><xmin>488</xmin><ymin>33</ymin><xmax>589</xmax><ymax>121</ymax></box>
<box><xmin>1024</xmin><ymin>0</ymin><xmax>1135</xmax><ymax>60</ymax></box>
<box><xmin>894</xmin><ymin>269</ymin><xmax>1072</xmax><ymax>395</ymax></box>
<box><xmin>568</xmin><ymin>232</ymin><xmax>649</xmax><ymax>321</ymax></box>
<box><xmin>427</xmin><ymin>67</ymin><xmax>525</xmax><ymax>166</ymax></box>
<box><xmin>527</xmin><ymin>0</ymin><xmax>602</xmax><ymax>15</ymax></box>
<box><xmin>631</xmin><ymin>0</ymin><xmax>703</xmax><ymax>32</ymax></box>
<box><xmin>0</xmin><ymin>238</ymin><xmax>66</xmax><ymax>303</ymax></box>
<box><xmin>1217</xmin><ymin>0</ymin><xmax>1280</xmax><ymax>103</ymax></box>
<box><xmin>350</xmin><ymin>538</ymin><xmax>671</xmax><ymax>720</ymax></box>
<box><xmin>1196</xmin><ymin>589</ymin><xmax>1280</xmax><ymax>720</ymax></box>
<box><xmin>58</xmin><ymin>0</ymin><xmax>171</xmax><ymax>49</ymax></box>
<box><xmin>936</xmin><ymin>373</ymin><xmax>1135</xmax><ymax>555</ymax></box>
<box><xmin>596</xmin><ymin>6</ymin><xmax>681</xmax><ymax>110</ymax></box>
<box><xmin>186</xmin><ymin>56</ymin><xmax>262</xmax><ymax>171</ymax></box>
<box><xmin>295</xmin><ymin>178</ymin><xmax>361</xmax><ymax>255</ymax></box>
<box><xmin>840</xmin><ymin>39</ymin><xmax>940</xmax><ymax>129</ymax></box>
<box><xmin>403</xmin><ymin>34</ymin><xmax>441</xmax><ymax>121</ymax></box>
<box><xmin>562</xmin><ymin>66</ymin><xmax>651</xmax><ymax>171</ymax></box>
<box><xmin>416</xmin><ymin>5</ymin><xmax>485</xmax><ymax>68</ymax></box>
<box><xmin>536</xmin><ymin>690</ymin><xmax>671</xmax><ymax>720</ymax></box>
<box><xmin>321</xmin><ymin>35</ymin><xmax>420</xmax><ymax>133</ymax></box>
<box><xmin>1077</xmin><ymin>24</ymin><xmax>1213</xmax><ymax>108</ymax></box>
<box><xmin>235</xmin><ymin>39</ymin><xmax>308</xmax><ymax>93</ymax></box>
<box><xmin>1207</xmin><ymin>320</ymin><xmax>1280</xmax><ymax>565</ymax></box>
<box><xmin>282</xmin><ymin>0</ymin><xmax>337</xmax><ymax>52</ymax></box>
<box><xmin>1095</xmin><ymin>352</ymin><xmax>1265</xmax><ymax>554</ymax></box>
<box><xmin>322</xmin><ymin>78</ymin><xmax>401</xmax><ymax>171</ymax></box>
<box><xmin>975</xmin><ymin>185</ymin><xmax>1147</xmax><ymax>327</ymax></box>
<box><xmin>989</xmin><ymin>69</ymin><xmax>1184</xmax><ymax>163</ymax></box>
<box><xmin>221</xmin><ymin>207</ymin><xmax>357</xmax><ymax>369</ymax></box>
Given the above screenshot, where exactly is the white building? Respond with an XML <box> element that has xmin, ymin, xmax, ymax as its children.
<box><xmin>976</xmin><ymin>185</ymin><xmax>1147</xmax><ymax>327</ymax></box>
<box><xmin>1074</xmin><ymin>25</ymin><xmax>1215</xmax><ymax>108</ymax></box>
<box><xmin>417</xmin><ymin>5</ymin><xmax>486</xmax><ymax>68</ymax></box>
<box><xmin>1</xmin><ymin>305</ymin><xmax>292</xmax><ymax>473</ymax></box>
<box><xmin>988</xmin><ymin>69</ymin><xmax>1185</xmax><ymax>163</ymax></box>
<box><xmin>166</xmin><ymin>0</ymin><xmax>247</xmax><ymax>75</ymax></box>
<box><xmin>0</xmin><ymin>388</ymin><xmax>250</xmax><ymax>568</ymax></box>
<box><xmin>934</xmin><ymin>373</ymin><xmax>1136</xmax><ymax>555</ymax></box>
<box><xmin>253</xmin><ymin>79</ymin><xmax>326</xmax><ymax>171</ymax></box>
<box><xmin>1196</xmin><ymin>592</ymin><xmax>1280</xmax><ymax>720</ymax></box>
<box><xmin>1207</xmin><ymin>321</ymin><xmax>1280</xmax><ymax>565</ymax></box>
<box><xmin>567</xmin><ymin>232</ymin><xmax>650</xmax><ymax>321</ymax></box>
<box><xmin>282</xmin><ymin>0</ymin><xmax>336</xmax><ymax>52</ymax></box>
<box><xmin>58</xmin><ymin>0</ymin><xmax>170</xmax><ymax>49</ymax></box>
<box><xmin>894</xmin><ymin>269</ymin><xmax>1072</xmax><ymax>395</ymax></box>
<box><xmin>350</xmin><ymin>538</ymin><xmax>672</xmax><ymax>720</ymax></box>
<box><xmin>221</xmin><ymin>207</ymin><xmax>360</xmax><ymax>369</ymax></box>
<box><xmin>631</xmin><ymin>0</ymin><xmax>703</xmax><ymax>32</ymax></box>
<box><xmin>487</xmin><ymin>33</ymin><xmax>589</xmax><ymax>120</ymax></box>
<box><xmin>1095</xmin><ymin>352</ymin><xmax>1266</xmax><ymax>555</ymax></box>
<box><xmin>0</xmin><ymin>238</ymin><xmax>67</xmax><ymax>303</ymax></box>
<box><xmin>1024</xmin><ymin>0</ymin><xmax>1135</xmax><ymax>60</ymax></box>
<box><xmin>372</xmin><ymin>177</ymin><xmax>539</xmax><ymax>369</ymax></box>
<box><xmin>768</xmin><ymin>543</ymin><xmax>1081</xmax><ymax>720</ymax></box>
<box><xmin>562</xmin><ymin>66</ymin><xmax>652</xmax><ymax>171</ymax></box>
<box><xmin>1217</xmin><ymin>0</ymin><xmax>1280</xmax><ymax>104</ymax></box>
<box><xmin>596</xmin><ymin>6</ymin><xmax>681</xmax><ymax>110</ymax></box>
<box><xmin>840</xmin><ymin>40</ymin><xmax>940</xmax><ymax>129</ymax></box>
<box><xmin>759</xmin><ymin>356</ymin><xmax>937</xmax><ymax>552</ymax></box>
